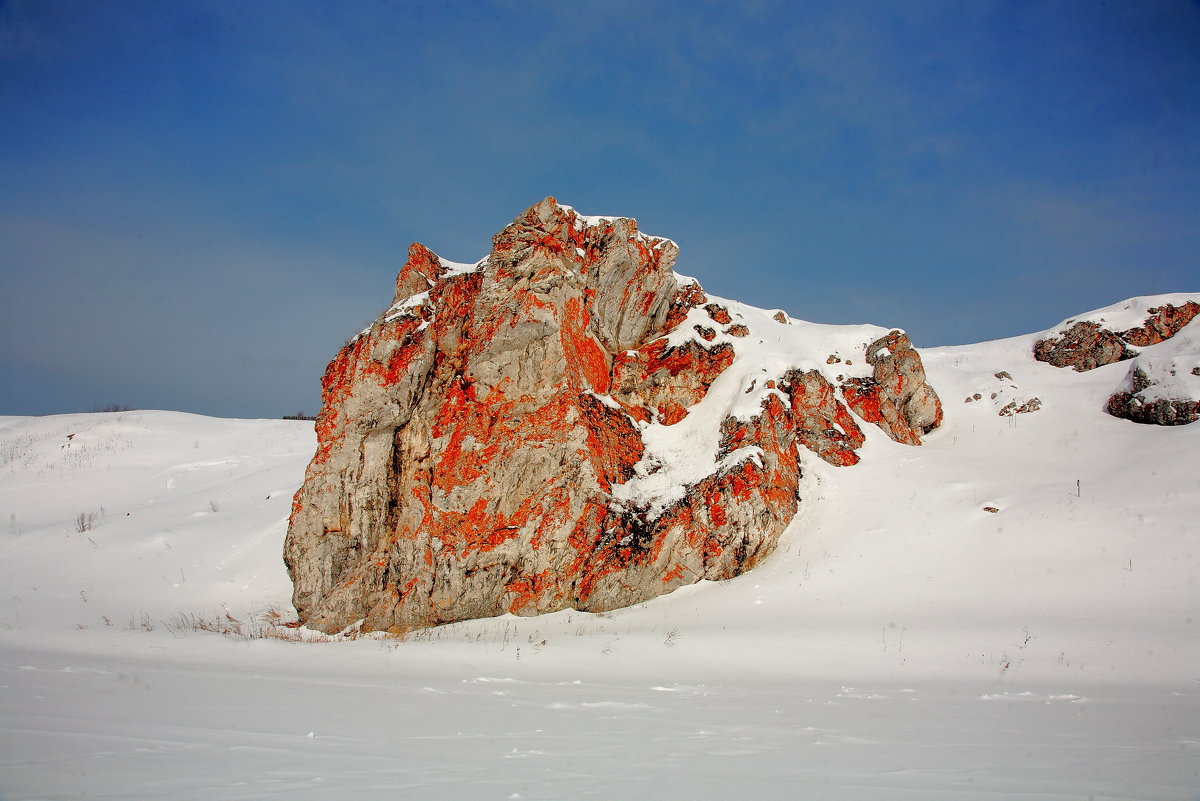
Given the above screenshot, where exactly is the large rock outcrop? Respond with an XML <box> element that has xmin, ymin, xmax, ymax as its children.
<box><xmin>285</xmin><ymin>198</ymin><xmax>942</xmax><ymax>634</ymax></box>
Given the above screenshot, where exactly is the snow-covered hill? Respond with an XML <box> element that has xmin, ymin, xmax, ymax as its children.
<box><xmin>1</xmin><ymin>298</ymin><xmax>1198</xmax><ymax>800</ymax></box>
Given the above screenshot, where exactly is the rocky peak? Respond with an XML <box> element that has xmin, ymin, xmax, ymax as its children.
<box><xmin>393</xmin><ymin>242</ymin><xmax>447</xmax><ymax>304</ymax></box>
<box><xmin>487</xmin><ymin>196</ymin><xmax>681</xmax><ymax>353</ymax></box>
<box><xmin>285</xmin><ymin>199</ymin><xmax>943</xmax><ymax>634</ymax></box>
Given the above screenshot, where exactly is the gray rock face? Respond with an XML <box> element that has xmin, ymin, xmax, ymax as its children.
<box><xmin>1033</xmin><ymin>321</ymin><xmax>1134</xmax><ymax>372</ymax></box>
<box><xmin>1106</xmin><ymin>375</ymin><xmax>1199</xmax><ymax>425</ymax></box>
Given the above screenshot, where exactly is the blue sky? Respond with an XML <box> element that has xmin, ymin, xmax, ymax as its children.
<box><xmin>2</xmin><ymin>0</ymin><xmax>1197</xmax><ymax>418</ymax></box>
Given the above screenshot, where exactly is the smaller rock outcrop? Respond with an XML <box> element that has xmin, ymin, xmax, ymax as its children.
<box><xmin>1034</xmin><ymin>300</ymin><xmax>1199</xmax><ymax>372</ymax></box>
<box><xmin>998</xmin><ymin>397</ymin><xmax>1041</xmax><ymax>416</ymax></box>
<box><xmin>839</xmin><ymin>331</ymin><xmax>942</xmax><ymax>445</ymax></box>
<box><xmin>1033</xmin><ymin>321</ymin><xmax>1134</xmax><ymax>372</ymax></box>
<box><xmin>782</xmin><ymin>370</ymin><xmax>866</xmax><ymax>467</ymax></box>
<box><xmin>1106</xmin><ymin>368</ymin><xmax>1198</xmax><ymax>426</ymax></box>
<box><xmin>1104</xmin><ymin>324</ymin><xmax>1200</xmax><ymax>426</ymax></box>
<box><xmin>1119</xmin><ymin>302</ymin><xmax>1200</xmax><ymax>347</ymax></box>
<box><xmin>1034</xmin><ymin>296</ymin><xmax>1200</xmax><ymax>427</ymax></box>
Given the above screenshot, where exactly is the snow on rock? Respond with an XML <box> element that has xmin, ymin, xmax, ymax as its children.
<box><xmin>285</xmin><ymin>198</ymin><xmax>943</xmax><ymax>634</ymax></box>
<box><xmin>1031</xmin><ymin>293</ymin><xmax>1200</xmax><ymax>426</ymax></box>
<box><xmin>1032</xmin><ymin>294</ymin><xmax>1200</xmax><ymax>372</ymax></box>
<box><xmin>1106</xmin><ymin>322</ymin><xmax>1200</xmax><ymax>426</ymax></box>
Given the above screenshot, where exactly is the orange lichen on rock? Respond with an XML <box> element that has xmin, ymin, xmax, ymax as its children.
<box><xmin>610</xmin><ymin>339</ymin><xmax>734</xmax><ymax>423</ymax></box>
<box><xmin>664</xmin><ymin>282</ymin><xmax>708</xmax><ymax>330</ymax></box>
<box><xmin>841</xmin><ymin>379</ymin><xmax>884</xmax><ymax>420</ymax></box>
<box><xmin>783</xmin><ymin>369</ymin><xmax>865</xmax><ymax>466</ymax></box>
<box><xmin>579</xmin><ymin>393</ymin><xmax>644</xmax><ymax>491</ymax></box>
<box><xmin>840</xmin><ymin>330</ymin><xmax>941</xmax><ymax>445</ymax></box>
<box><xmin>394</xmin><ymin>242</ymin><xmax>446</xmax><ymax>302</ymax></box>
<box><xmin>656</xmin><ymin>402</ymin><xmax>689</xmax><ymax>426</ymax></box>
<box><xmin>705</xmin><ymin>303</ymin><xmax>733</xmax><ymax>325</ymax></box>
<box><xmin>662</xmin><ymin>563</ymin><xmax>687</xmax><ymax>583</ymax></box>
<box><xmin>505</xmin><ymin>570</ymin><xmax>550</xmax><ymax>614</ymax></box>
<box><xmin>560</xmin><ymin>295</ymin><xmax>611</xmax><ymax>394</ymax></box>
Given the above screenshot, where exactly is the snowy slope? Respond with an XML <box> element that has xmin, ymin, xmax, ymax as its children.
<box><xmin>0</xmin><ymin>411</ymin><xmax>309</xmax><ymax>633</ymax></box>
<box><xmin>1</xmin><ymin>301</ymin><xmax>1199</xmax><ymax>800</ymax></box>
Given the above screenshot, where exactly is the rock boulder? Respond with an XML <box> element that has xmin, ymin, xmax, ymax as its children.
<box><xmin>285</xmin><ymin>199</ymin><xmax>942</xmax><ymax>633</ymax></box>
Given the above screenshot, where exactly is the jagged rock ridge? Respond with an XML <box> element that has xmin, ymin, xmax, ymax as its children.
<box><xmin>285</xmin><ymin>198</ymin><xmax>942</xmax><ymax>633</ymax></box>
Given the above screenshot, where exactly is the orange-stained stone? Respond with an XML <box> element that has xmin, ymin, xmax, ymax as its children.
<box><xmin>1121</xmin><ymin>302</ymin><xmax>1199</xmax><ymax>346</ymax></box>
<box><xmin>561</xmin><ymin>295</ymin><xmax>611</xmax><ymax>394</ymax></box>
<box><xmin>705</xmin><ymin>303</ymin><xmax>733</xmax><ymax>325</ymax></box>
<box><xmin>664</xmin><ymin>283</ymin><xmax>708</xmax><ymax>330</ymax></box>
<box><xmin>285</xmin><ymin>199</ymin><xmax>942</xmax><ymax>635</ymax></box>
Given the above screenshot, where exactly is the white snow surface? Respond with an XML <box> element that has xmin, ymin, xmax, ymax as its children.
<box><xmin>3</xmin><ymin>299</ymin><xmax>1200</xmax><ymax>800</ymax></box>
<box><xmin>437</xmin><ymin>255</ymin><xmax>486</xmax><ymax>276</ymax></box>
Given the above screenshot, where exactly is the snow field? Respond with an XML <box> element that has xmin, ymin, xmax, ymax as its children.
<box><xmin>2</xmin><ymin>308</ymin><xmax>1199</xmax><ymax>799</ymax></box>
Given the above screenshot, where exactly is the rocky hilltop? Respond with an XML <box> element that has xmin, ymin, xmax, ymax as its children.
<box><xmin>285</xmin><ymin>198</ymin><xmax>942</xmax><ymax>634</ymax></box>
<box><xmin>1034</xmin><ymin>298</ymin><xmax>1200</xmax><ymax>426</ymax></box>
